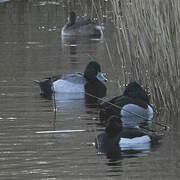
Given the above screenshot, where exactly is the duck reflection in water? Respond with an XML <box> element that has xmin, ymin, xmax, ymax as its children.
<box><xmin>95</xmin><ymin>116</ymin><xmax>161</xmax><ymax>160</ymax></box>
<box><xmin>52</xmin><ymin>92</ymin><xmax>103</xmax><ymax>113</ymax></box>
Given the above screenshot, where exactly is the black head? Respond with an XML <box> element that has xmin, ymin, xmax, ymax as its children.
<box><xmin>84</xmin><ymin>61</ymin><xmax>101</xmax><ymax>81</ymax></box>
<box><xmin>123</xmin><ymin>81</ymin><xmax>150</xmax><ymax>104</ymax></box>
<box><xmin>84</xmin><ymin>61</ymin><xmax>106</xmax><ymax>99</ymax></box>
<box><xmin>105</xmin><ymin>115</ymin><xmax>122</xmax><ymax>137</ymax></box>
<box><xmin>69</xmin><ymin>11</ymin><xmax>76</xmax><ymax>25</ymax></box>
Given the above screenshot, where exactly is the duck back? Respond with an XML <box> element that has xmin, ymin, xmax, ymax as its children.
<box><xmin>61</xmin><ymin>12</ymin><xmax>103</xmax><ymax>38</ymax></box>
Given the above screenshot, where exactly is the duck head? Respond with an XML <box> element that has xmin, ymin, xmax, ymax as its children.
<box><xmin>84</xmin><ymin>61</ymin><xmax>107</xmax><ymax>82</ymax></box>
<box><xmin>123</xmin><ymin>82</ymin><xmax>150</xmax><ymax>104</ymax></box>
<box><xmin>105</xmin><ymin>115</ymin><xmax>122</xmax><ymax>137</ymax></box>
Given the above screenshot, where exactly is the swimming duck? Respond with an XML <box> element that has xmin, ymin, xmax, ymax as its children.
<box><xmin>34</xmin><ymin>61</ymin><xmax>107</xmax><ymax>99</ymax></box>
<box><xmin>100</xmin><ymin>82</ymin><xmax>153</xmax><ymax>124</ymax></box>
<box><xmin>95</xmin><ymin>116</ymin><xmax>160</xmax><ymax>153</ymax></box>
<box><xmin>61</xmin><ymin>11</ymin><xmax>103</xmax><ymax>38</ymax></box>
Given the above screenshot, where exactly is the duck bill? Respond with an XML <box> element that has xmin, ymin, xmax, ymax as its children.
<box><xmin>96</xmin><ymin>72</ymin><xmax>107</xmax><ymax>82</ymax></box>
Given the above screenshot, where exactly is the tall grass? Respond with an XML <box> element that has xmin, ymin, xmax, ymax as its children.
<box><xmin>108</xmin><ymin>0</ymin><xmax>180</xmax><ymax>112</ymax></box>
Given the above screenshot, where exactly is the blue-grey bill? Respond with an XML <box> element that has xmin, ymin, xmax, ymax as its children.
<box><xmin>96</xmin><ymin>72</ymin><xmax>107</xmax><ymax>82</ymax></box>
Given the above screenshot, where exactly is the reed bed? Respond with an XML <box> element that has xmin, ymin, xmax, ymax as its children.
<box><xmin>76</xmin><ymin>0</ymin><xmax>180</xmax><ymax>113</ymax></box>
<box><xmin>104</xmin><ymin>0</ymin><xmax>180</xmax><ymax>113</ymax></box>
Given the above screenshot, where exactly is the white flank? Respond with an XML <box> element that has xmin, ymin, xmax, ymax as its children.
<box><xmin>119</xmin><ymin>135</ymin><xmax>151</xmax><ymax>150</ymax></box>
<box><xmin>95</xmin><ymin>25</ymin><xmax>104</xmax><ymax>31</ymax></box>
<box><xmin>0</xmin><ymin>0</ymin><xmax>9</xmax><ymax>3</ymax></box>
<box><xmin>53</xmin><ymin>79</ymin><xmax>85</xmax><ymax>93</ymax></box>
<box><xmin>121</xmin><ymin>104</ymin><xmax>154</xmax><ymax>119</ymax></box>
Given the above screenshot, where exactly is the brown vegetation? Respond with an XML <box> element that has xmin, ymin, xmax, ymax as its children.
<box><xmin>101</xmin><ymin>0</ymin><xmax>180</xmax><ymax>112</ymax></box>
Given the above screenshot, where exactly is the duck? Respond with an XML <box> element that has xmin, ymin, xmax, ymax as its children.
<box><xmin>61</xmin><ymin>11</ymin><xmax>103</xmax><ymax>38</ymax></box>
<box><xmin>95</xmin><ymin>116</ymin><xmax>160</xmax><ymax>154</ymax></box>
<box><xmin>34</xmin><ymin>61</ymin><xmax>107</xmax><ymax>100</ymax></box>
<box><xmin>99</xmin><ymin>82</ymin><xmax>154</xmax><ymax>125</ymax></box>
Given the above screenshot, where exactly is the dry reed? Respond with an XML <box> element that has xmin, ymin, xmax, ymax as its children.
<box><xmin>107</xmin><ymin>0</ymin><xmax>180</xmax><ymax>113</ymax></box>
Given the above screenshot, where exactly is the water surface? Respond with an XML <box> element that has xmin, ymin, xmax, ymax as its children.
<box><xmin>0</xmin><ymin>1</ymin><xmax>180</xmax><ymax>179</ymax></box>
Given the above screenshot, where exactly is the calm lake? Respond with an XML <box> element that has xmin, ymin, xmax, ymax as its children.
<box><xmin>0</xmin><ymin>0</ymin><xmax>180</xmax><ymax>179</ymax></box>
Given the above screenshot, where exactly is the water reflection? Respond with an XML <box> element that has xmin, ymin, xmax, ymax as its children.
<box><xmin>38</xmin><ymin>1</ymin><xmax>60</xmax><ymax>6</ymax></box>
<box><xmin>61</xmin><ymin>36</ymin><xmax>104</xmax><ymax>63</ymax></box>
<box><xmin>0</xmin><ymin>0</ymin><xmax>178</xmax><ymax>179</ymax></box>
<box><xmin>62</xmin><ymin>36</ymin><xmax>103</xmax><ymax>45</ymax></box>
<box><xmin>54</xmin><ymin>92</ymin><xmax>85</xmax><ymax>112</ymax></box>
<box><xmin>53</xmin><ymin>92</ymin><xmax>101</xmax><ymax>113</ymax></box>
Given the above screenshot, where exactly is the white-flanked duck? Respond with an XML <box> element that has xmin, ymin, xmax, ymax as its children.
<box><xmin>61</xmin><ymin>11</ymin><xmax>103</xmax><ymax>38</ymax></box>
<box><xmin>34</xmin><ymin>61</ymin><xmax>107</xmax><ymax>100</ymax></box>
<box><xmin>100</xmin><ymin>82</ymin><xmax>153</xmax><ymax>125</ymax></box>
<box><xmin>95</xmin><ymin>116</ymin><xmax>160</xmax><ymax>156</ymax></box>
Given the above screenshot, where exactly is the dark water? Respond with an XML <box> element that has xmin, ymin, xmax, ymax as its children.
<box><xmin>0</xmin><ymin>1</ymin><xmax>180</xmax><ymax>179</ymax></box>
